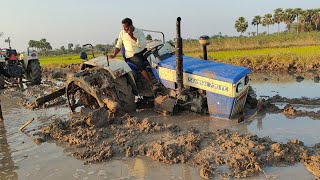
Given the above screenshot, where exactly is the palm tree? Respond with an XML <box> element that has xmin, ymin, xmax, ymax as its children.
<box><xmin>283</xmin><ymin>8</ymin><xmax>296</xmax><ymax>33</ymax></box>
<box><xmin>251</xmin><ymin>15</ymin><xmax>261</xmax><ymax>35</ymax></box>
<box><xmin>311</xmin><ymin>9</ymin><xmax>320</xmax><ymax>31</ymax></box>
<box><xmin>304</xmin><ymin>9</ymin><xmax>315</xmax><ymax>31</ymax></box>
<box><xmin>298</xmin><ymin>10</ymin><xmax>309</xmax><ymax>32</ymax></box>
<box><xmin>47</xmin><ymin>44</ymin><xmax>52</xmax><ymax>51</ymax></box>
<box><xmin>28</xmin><ymin>40</ymin><xmax>36</xmax><ymax>50</ymax></box>
<box><xmin>68</xmin><ymin>43</ymin><xmax>74</xmax><ymax>52</ymax></box>
<box><xmin>262</xmin><ymin>14</ymin><xmax>274</xmax><ymax>34</ymax></box>
<box><xmin>60</xmin><ymin>46</ymin><xmax>66</xmax><ymax>53</ymax></box>
<box><xmin>39</xmin><ymin>38</ymin><xmax>48</xmax><ymax>55</ymax></box>
<box><xmin>274</xmin><ymin>8</ymin><xmax>283</xmax><ymax>33</ymax></box>
<box><xmin>34</xmin><ymin>41</ymin><xmax>41</xmax><ymax>52</ymax></box>
<box><xmin>235</xmin><ymin>17</ymin><xmax>248</xmax><ymax>36</ymax></box>
<box><xmin>294</xmin><ymin>8</ymin><xmax>303</xmax><ymax>33</ymax></box>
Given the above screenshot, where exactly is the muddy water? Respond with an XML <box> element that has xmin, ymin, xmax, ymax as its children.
<box><xmin>0</xmin><ymin>74</ymin><xmax>319</xmax><ymax>179</ymax></box>
<box><xmin>250</xmin><ymin>74</ymin><xmax>320</xmax><ymax>147</ymax></box>
<box><xmin>250</xmin><ymin>73</ymin><xmax>320</xmax><ymax>99</ymax></box>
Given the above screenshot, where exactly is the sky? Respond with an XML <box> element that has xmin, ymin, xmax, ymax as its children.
<box><xmin>0</xmin><ymin>0</ymin><xmax>319</xmax><ymax>52</ymax></box>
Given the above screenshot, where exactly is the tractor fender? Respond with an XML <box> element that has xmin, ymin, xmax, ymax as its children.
<box><xmin>22</xmin><ymin>52</ymin><xmax>39</xmax><ymax>69</ymax></box>
<box><xmin>83</xmin><ymin>56</ymin><xmax>132</xmax><ymax>79</ymax></box>
<box><xmin>0</xmin><ymin>55</ymin><xmax>5</xmax><ymax>63</ymax></box>
<box><xmin>83</xmin><ymin>56</ymin><xmax>138</xmax><ymax>95</ymax></box>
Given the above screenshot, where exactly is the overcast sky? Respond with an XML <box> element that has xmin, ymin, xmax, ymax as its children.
<box><xmin>0</xmin><ymin>0</ymin><xmax>319</xmax><ymax>51</ymax></box>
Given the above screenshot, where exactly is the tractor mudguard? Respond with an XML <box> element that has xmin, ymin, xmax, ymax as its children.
<box><xmin>83</xmin><ymin>56</ymin><xmax>132</xmax><ymax>79</ymax></box>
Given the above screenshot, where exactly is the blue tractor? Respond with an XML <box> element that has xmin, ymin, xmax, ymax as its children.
<box><xmin>66</xmin><ymin>17</ymin><xmax>251</xmax><ymax>120</ymax></box>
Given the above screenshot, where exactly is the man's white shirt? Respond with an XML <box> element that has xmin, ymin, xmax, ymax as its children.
<box><xmin>115</xmin><ymin>27</ymin><xmax>146</xmax><ymax>58</ymax></box>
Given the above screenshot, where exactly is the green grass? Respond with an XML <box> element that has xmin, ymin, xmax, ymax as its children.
<box><xmin>186</xmin><ymin>45</ymin><xmax>320</xmax><ymax>70</ymax></box>
<box><xmin>39</xmin><ymin>55</ymin><xmax>83</xmax><ymax>67</ymax></box>
<box><xmin>39</xmin><ymin>54</ymin><xmax>119</xmax><ymax>67</ymax></box>
<box><xmin>186</xmin><ymin>45</ymin><xmax>320</xmax><ymax>60</ymax></box>
<box><xmin>183</xmin><ymin>31</ymin><xmax>320</xmax><ymax>52</ymax></box>
<box><xmin>40</xmin><ymin>32</ymin><xmax>320</xmax><ymax>71</ymax></box>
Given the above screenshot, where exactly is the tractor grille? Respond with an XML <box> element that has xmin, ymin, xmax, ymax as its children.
<box><xmin>230</xmin><ymin>87</ymin><xmax>249</xmax><ymax>118</ymax></box>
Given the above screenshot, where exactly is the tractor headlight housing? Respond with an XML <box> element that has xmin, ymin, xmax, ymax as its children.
<box><xmin>236</xmin><ymin>82</ymin><xmax>243</xmax><ymax>93</ymax></box>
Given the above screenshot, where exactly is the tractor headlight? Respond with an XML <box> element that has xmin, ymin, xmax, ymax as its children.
<box><xmin>236</xmin><ymin>82</ymin><xmax>243</xmax><ymax>93</ymax></box>
<box><xmin>245</xmin><ymin>76</ymin><xmax>250</xmax><ymax>85</ymax></box>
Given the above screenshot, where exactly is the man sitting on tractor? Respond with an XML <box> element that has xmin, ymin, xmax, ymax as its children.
<box><xmin>109</xmin><ymin>18</ymin><xmax>155</xmax><ymax>90</ymax></box>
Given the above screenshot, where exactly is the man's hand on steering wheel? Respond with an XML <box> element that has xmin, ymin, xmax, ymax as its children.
<box><xmin>143</xmin><ymin>44</ymin><xmax>164</xmax><ymax>58</ymax></box>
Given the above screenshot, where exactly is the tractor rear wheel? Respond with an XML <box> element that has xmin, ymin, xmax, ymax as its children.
<box><xmin>27</xmin><ymin>60</ymin><xmax>42</xmax><ymax>85</ymax></box>
<box><xmin>66</xmin><ymin>69</ymin><xmax>136</xmax><ymax>114</ymax></box>
<box><xmin>0</xmin><ymin>76</ymin><xmax>5</xmax><ymax>89</ymax></box>
<box><xmin>113</xmin><ymin>75</ymin><xmax>136</xmax><ymax>112</ymax></box>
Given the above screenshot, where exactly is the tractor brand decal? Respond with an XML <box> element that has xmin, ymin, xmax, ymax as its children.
<box><xmin>187</xmin><ymin>77</ymin><xmax>228</xmax><ymax>92</ymax></box>
<box><xmin>159</xmin><ymin>67</ymin><xmax>235</xmax><ymax>97</ymax></box>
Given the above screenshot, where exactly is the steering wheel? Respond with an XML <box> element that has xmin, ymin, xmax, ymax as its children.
<box><xmin>143</xmin><ymin>44</ymin><xmax>164</xmax><ymax>58</ymax></box>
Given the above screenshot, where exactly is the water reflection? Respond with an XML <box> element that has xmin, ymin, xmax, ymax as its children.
<box><xmin>124</xmin><ymin>157</ymin><xmax>198</xmax><ymax>180</ymax></box>
<box><xmin>250</xmin><ymin>73</ymin><xmax>320</xmax><ymax>99</ymax></box>
<box><xmin>246</xmin><ymin>113</ymin><xmax>320</xmax><ymax>146</ymax></box>
<box><xmin>314</xmin><ymin>76</ymin><xmax>320</xmax><ymax>83</ymax></box>
<box><xmin>0</xmin><ymin>121</ymin><xmax>18</xmax><ymax>180</ymax></box>
<box><xmin>256</xmin><ymin>111</ymin><xmax>265</xmax><ymax>131</ymax></box>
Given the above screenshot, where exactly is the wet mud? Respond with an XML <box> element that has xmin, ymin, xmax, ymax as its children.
<box><xmin>34</xmin><ymin>106</ymin><xmax>320</xmax><ymax>179</ymax></box>
<box><xmin>229</xmin><ymin>58</ymin><xmax>320</xmax><ymax>73</ymax></box>
<box><xmin>42</xmin><ymin>64</ymin><xmax>81</xmax><ymax>80</ymax></box>
<box><xmin>255</xmin><ymin>94</ymin><xmax>320</xmax><ymax>120</ymax></box>
<box><xmin>2</xmin><ymin>67</ymin><xmax>320</xmax><ymax>179</ymax></box>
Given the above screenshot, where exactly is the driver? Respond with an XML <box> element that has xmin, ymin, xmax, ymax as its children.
<box><xmin>109</xmin><ymin>18</ymin><xmax>155</xmax><ymax>90</ymax></box>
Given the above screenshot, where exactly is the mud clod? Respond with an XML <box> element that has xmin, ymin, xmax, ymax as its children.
<box><xmin>84</xmin><ymin>107</ymin><xmax>112</xmax><ymax>127</ymax></box>
<box><xmin>199</xmin><ymin>164</ymin><xmax>215</xmax><ymax>179</ymax></box>
<box><xmin>303</xmin><ymin>154</ymin><xmax>320</xmax><ymax>177</ymax></box>
<box><xmin>283</xmin><ymin>104</ymin><xmax>297</xmax><ymax>116</ymax></box>
<box><xmin>146</xmin><ymin>131</ymin><xmax>202</xmax><ymax>164</ymax></box>
<box><xmin>73</xmin><ymin>141</ymin><xmax>113</xmax><ymax>165</ymax></box>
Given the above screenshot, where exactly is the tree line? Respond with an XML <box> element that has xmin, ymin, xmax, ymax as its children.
<box><xmin>235</xmin><ymin>8</ymin><xmax>320</xmax><ymax>36</ymax></box>
<box><xmin>28</xmin><ymin>39</ymin><xmax>114</xmax><ymax>56</ymax></box>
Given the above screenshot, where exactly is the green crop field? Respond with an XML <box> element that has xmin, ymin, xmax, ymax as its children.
<box><xmin>39</xmin><ymin>32</ymin><xmax>320</xmax><ymax>71</ymax></box>
<box><xmin>186</xmin><ymin>45</ymin><xmax>320</xmax><ymax>60</ymax></box>
<box><xmin>186</xmin><ymin>45</ymin><xmax>320</xmax><ymax>69</ymax></box>
<box><xmin>39</xmin><ymin>54</ymin><xmax>109</xmax><ymax>67</ymax></box>
<box><xmin>183</xmin><ymin>32</ymin><xmax>320</xmax><ymax>52</ymax></box>
<box><xmin>39</xmin><ymin>55</ymin><xmax>83</xmax><ymax>66</ymax></box>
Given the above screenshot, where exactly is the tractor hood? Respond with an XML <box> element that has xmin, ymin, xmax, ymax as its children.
<box><xmin>158</xmin><ymin>56</ymin><xmax>251</xmax><ymax>84</ymax></box>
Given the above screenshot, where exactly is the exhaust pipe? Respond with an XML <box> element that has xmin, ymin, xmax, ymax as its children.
<box><xmin>199</xmin><ymin>35</ymin><xmax>210</xmax><ymax>60</ymax></box>
<box><xmin>176</xmin><ymin>17</ymin><xmax>183</xmax><ymax>92</ymax></box>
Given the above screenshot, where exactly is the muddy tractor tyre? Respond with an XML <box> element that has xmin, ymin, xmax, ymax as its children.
<box><xmin>0</xmin><ymin>75</ymin><xmax>4</xmax><ymax>89</ymax></box>
<box><xmin>27</xmin><ymin>60</ymin><xmax>42</xmax><ymax>85</ymax></box>
<box><xmin>113</xmin><ymin>75</ymin><xmax>136</xmax><ymax>112</ymax></box>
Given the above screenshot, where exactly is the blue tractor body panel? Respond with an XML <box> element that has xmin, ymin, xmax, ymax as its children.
<box><xmin>158</xmin><ymin>56</ymin><xmax>251</xmax><ymax>84</ymax></box>
<box><xmin>157</xmin><ymin>56</ymin><xmax>251</xmax><ymax>119</ymax></box>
